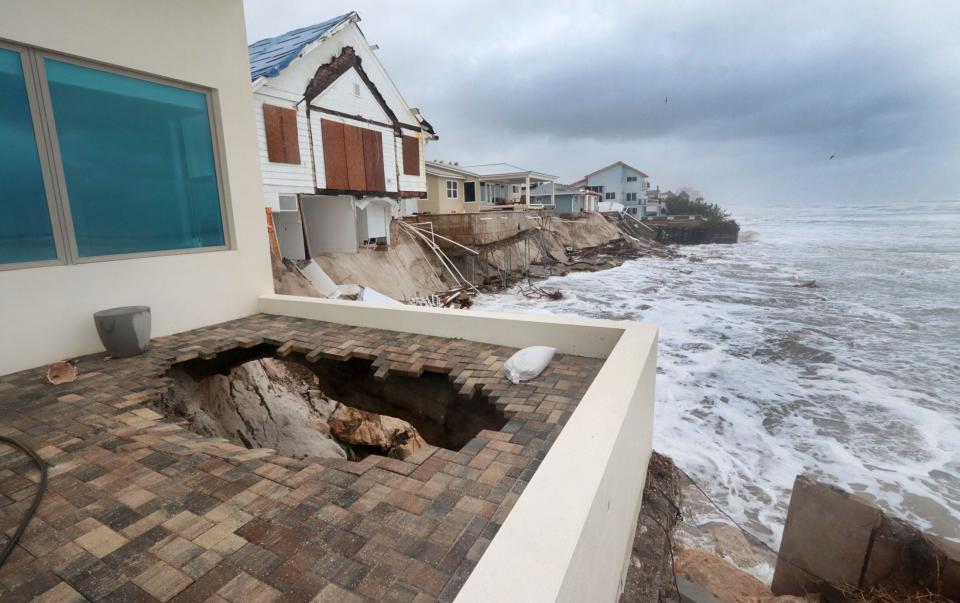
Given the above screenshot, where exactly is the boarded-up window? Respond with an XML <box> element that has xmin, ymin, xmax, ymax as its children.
<box><xmin>361</xmin><ymin>129</ymin><xmax>386</xmax><ymax>191</ymax></box>
<box><xmin>320</xmin><ymin>118</ymin><xmax>385</xmax><ymax>192</ymax></box>
<box><xmin>343</xmin><ymin>124</ymin><xmax>366</xmax><ymax>190</ymax></box>
<box><xmin>402</xmin><ymin>135</ymin><xmax>420</xmax><ymax>176</ymax></box>
<box><xmin>263</xmin><ymin>104</ymin><xmax>301</xmax><ymax>164</ymax></box>
<box><xmin>321</xmin><ymin>120</ymin><xmax>348</xmax><ymax>189</ymax></box>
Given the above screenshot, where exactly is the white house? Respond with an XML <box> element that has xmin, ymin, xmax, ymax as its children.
<box><xmin>249</xmin><ymin>13</ymin><xmax>436</xmax><ymax>259</ymax></box>
<box><xmin>572</xmin><ymin>161</ymin><xmax>665</xmax><ymax>217</ymax></box>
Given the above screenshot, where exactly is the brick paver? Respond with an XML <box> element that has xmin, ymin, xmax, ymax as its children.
<box><xmin>0</xmin><ymin>314</ymin><xmax>600</xmax><ymax>601</ymax></box>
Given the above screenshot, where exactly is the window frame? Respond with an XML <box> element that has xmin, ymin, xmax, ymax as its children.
<box><xmin>0</xmin><ymin>40</ymin><xmax>69</xmax><ymax>271</ymax></box>
<box><xmin>446</xmin><ymin>180</ymin><xmax>459</xmax><ymax>199</ymax></box>
<box><xmin>0</xmin><ymin>41</ymin><xmax>232</xmax><ymax>270</ymax></box>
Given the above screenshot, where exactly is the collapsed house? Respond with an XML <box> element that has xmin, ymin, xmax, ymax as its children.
<box><xmin>249</xmin><ymin>13</ymin><xmax>436</xmax><ymax>259</ymax></box>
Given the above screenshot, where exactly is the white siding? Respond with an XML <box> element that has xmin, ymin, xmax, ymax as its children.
<box><xmin>585</xmin><ymin>164</ymin><xmax>649</xmax><ymax>209</ymax></box>
<box><xmin>253</xmin><ymin>89</ymin><xmax>315</xmax><ymax>210</ymax></box>
<box><xmin>314</xmin><ymin>67</ymin><xmax>390</xmax><ymax>123</ymax></box>
<box><xmin>308</xmin><ymin>111</ymin><xmax>398</xmax><ymax>193</ymax></box>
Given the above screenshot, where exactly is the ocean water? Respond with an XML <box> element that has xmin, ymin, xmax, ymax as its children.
<box><xmin>471</xmin><ymin>199</ymin><xmax>960</xmax><ymax>546</ymax></box>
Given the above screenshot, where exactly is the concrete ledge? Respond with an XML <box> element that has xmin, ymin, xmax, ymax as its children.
<box><xmin>259</xmin><ymin>294</ymin><xmax>627</xmax><ymax>358</ymax></box>
<box><xmin>258</xmin><ymin>294</ymin><xmax>658</xmax><ymax>602</ymax></box>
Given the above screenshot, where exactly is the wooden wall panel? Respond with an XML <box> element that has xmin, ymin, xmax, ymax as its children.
<box><xmin>264</xmin><ymin>104</ymin><xmax>285</xmax><ymax>163</ymax></box>
<box><xmin>280</xmin><ymin>110</ymin><xmax>301</xmax><ymax>164</ymax></box>
<box><xmin>320</xmin><ymin>118</ymin><xmax>389</xmax><ymax>192</ymax></box>
<box><xmin>343</xmin><ymin>124</ymin><xmax>367</xmax><ymax>190</ymax></box>
<box><xmin>402</xmin><ymin>135</ymin><xmax>420</xmax><ymax>176</ymax></box>
<box><xmin>321</xmin><ymin>119</ymin><xmax>349</xmax><ymax>189</ymax></box>
<box><xmin>362</xmin><ymin>129</ymin><xmax>385</xmax><ymax>191</ymax></box>
<box><xmin>263</xmin><ymin>104</ymin><xmax>300</xmax><ymax>164</ymax></box>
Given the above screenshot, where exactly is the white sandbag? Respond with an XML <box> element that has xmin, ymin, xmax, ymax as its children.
<box><xmin>503</xmin><ymin>346</ymin><xmax>557</xmax><ymax>384</ymax></box>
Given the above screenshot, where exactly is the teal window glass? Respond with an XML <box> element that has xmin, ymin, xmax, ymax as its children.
<box><xmin>0</xmin><ymin>48</ymin><xmax>57</xmax><ymax>264</ymax></box>
<box><xmin>45</xmin><ymin>59</ymin><xmax>225</xmax><ymax>257</ymax></box>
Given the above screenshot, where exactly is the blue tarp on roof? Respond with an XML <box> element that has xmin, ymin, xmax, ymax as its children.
<box><xmin>248</xmin><ymin>13</ymin><xmax>352</xmax><ymax>81</ymax></box>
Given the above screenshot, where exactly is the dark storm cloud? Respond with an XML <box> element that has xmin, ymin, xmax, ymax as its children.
<box><xmin>244</xmin><ymin>1</ymin><xmax>960</xmax><ymax>204</ymax></box>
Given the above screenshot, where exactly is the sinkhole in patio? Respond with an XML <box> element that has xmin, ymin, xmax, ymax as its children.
<box><xmin>152</xmin><ymin>343</ymin><xmax>509</xmax><ymax>461</ymax></box>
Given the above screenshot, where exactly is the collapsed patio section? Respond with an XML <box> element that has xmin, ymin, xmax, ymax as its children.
<box><xmin>0</xmin><ymin>302</ymin><xmax>657</xmax><ymax>602</ymax></box>
<box><xmin>154</xmin><ymin>341</ymin><xmax>508</xmax><ymax>462</ymax></box>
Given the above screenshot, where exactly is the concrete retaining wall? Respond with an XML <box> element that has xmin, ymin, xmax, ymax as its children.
<box><xmin>408</xmin><ymin>213</ymin><xmax>539</xmax><ymax>248</ymax></box>
<box><xmin>773</xmin><ymin>475</ymin><xmax>960</xmax><ymax>601</ymax></box>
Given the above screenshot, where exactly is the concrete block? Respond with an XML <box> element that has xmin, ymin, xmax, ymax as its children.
<box><xmin>931</xmin><ymin>535</ymin><xmax>960</xmax><ymax>601</ymax></box>
<box><xmin>772</xmin><ymin>476</ymin><xmax>883</xmax><ymax>596</ymax></box>
<box><xmin>862</xmin><ymin>516</ymin><xmax>934</xmax><ymax>589</ymax></box>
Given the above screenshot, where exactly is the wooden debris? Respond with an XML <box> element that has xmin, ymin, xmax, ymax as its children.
<box><xmin>519</xmin><ymin>283</ymin><xmax>564</xmax><ymax>300</ymax></box>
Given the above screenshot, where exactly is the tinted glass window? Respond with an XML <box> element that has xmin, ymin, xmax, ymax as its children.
<box><xmin>0</xmin><ymin>48</ymin><xmax>57</xmax><ymax>264</ymax></box>
<box><xmin>45</xmin><ymin>59</ymin><xmax>224</xmax><ymax>257</ymax></box>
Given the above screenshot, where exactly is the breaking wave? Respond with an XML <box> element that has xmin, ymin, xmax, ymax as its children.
<box><xmin>471</xmin><ymin>199</ymin><xmax>960</xmax><ymax>546</ymax></box>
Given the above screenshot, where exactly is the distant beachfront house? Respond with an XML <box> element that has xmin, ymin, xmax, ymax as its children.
<box><xmin>572</xmin><ymin>161</ymin><xmax>665</xmax><ymax>217</ymax></box>
<box><xmin>461</xmin><ymin>163</ymin><xmax>557</xmax><ymax>208</ymax></box>
<box><xmin>644</xmin><ymin>186</ymin><xmax>668</xmax><ymax>217</ymax></box>
<box><xmin>249</xmin><ymin>12</ymin><xmax>435</xmax><ymax>259</ymax></box>
<box><xmin>420</xmin><ymin>161</ymin><xmax>480</xmax><ymax>214</ymax></box>
<box><xmin>530</xmin><ymin>183</ymin><xmax>598</xmax><ymax>215</ymax></box>
<box><xmin>418</xmin><ymin>161</ymin><xmax>557</xmax><ymax>214</ymax></box>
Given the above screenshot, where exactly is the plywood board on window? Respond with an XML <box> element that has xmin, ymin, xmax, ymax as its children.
<box><xmin>321</xmin><ymin>119</ymin><xmax>348</xmax><ymax>189</ymax></box>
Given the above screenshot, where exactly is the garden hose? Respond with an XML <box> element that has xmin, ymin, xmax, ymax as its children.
<box><xmin>0</xmin><ymin>435</ymin><xmax>48</xmax><ymax>568</ymax></box>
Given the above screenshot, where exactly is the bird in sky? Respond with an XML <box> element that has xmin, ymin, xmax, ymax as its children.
<box><xmin>665</xmin><ymin>96</ymin><xmax>668</xmax><ymax>103</ymax></box>
<box><xmin>829</xmin><ymin>154</ymin><xmax>835</xmax><ymax>160</ymax></box>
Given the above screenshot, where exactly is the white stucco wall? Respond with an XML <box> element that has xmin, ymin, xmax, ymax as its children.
<box><xmin>0</xmin><ymin>0</ymin><xmax>273</xmax><ymax>376</ymax></box>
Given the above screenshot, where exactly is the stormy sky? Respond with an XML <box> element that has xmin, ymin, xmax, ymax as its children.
<box><xmin>244</xmin><ymin>1</ymin><xmax>960</xmax><ymax>206</ymax></box>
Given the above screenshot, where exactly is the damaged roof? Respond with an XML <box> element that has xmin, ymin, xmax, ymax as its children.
<box><xmin>248</xmin><ymin>13</ymin><xmax>354</xmax><ymax>81</ymax></box>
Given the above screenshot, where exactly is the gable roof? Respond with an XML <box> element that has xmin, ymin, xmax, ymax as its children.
<box><xmin>248</xmin><ymin>13</ymin><xmax>354</xmax><ymax>81</ymax></box>
<box><xmin>304</xmin><ymin>46</ymin><xmax>399</xmax><ymax>128</ymax></box>
<box><xmin>582</xmin><ymin>161</ymin><xmax>649</xmax><ymax>181</ymax></box>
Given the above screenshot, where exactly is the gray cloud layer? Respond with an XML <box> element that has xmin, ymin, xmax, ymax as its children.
<box><xmin>245</xmin><ymin>1</ymin><xmax>960</xmax><ymax>206</ymax></box>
